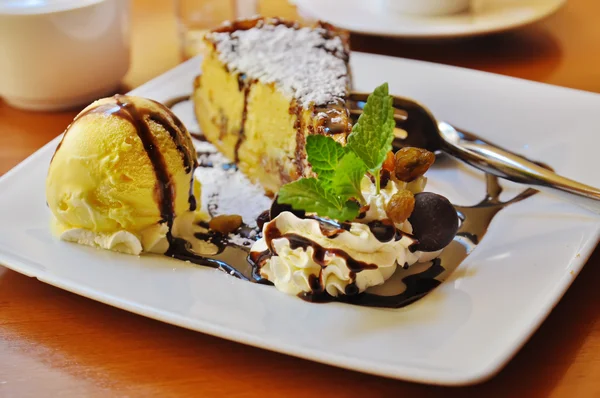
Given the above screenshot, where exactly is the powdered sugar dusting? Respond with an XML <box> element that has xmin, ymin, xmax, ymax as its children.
<box><xmin>167</xmin><ymin>98</ymin><xmax>271</xmax><ymax>247</ymax></box>
<box><xmin>195</xmin><ymin>141</ymin><xmax>271</xmax><ymax>228</ymax></box>
<box><xmin>207</xmin><ymin>23</ymin><xmax>349</xmax><ymax>107</ymax></box>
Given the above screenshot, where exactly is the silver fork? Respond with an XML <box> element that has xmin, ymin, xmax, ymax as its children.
<box><xmin>348</xmin><ymin>92</ymin><xmax>600</xmax><ymax>215</ymax></box>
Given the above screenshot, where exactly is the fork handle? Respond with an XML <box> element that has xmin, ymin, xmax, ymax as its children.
<box><xmin>438</xmin><ymin>122</ymin><xmax>600</xmax><ymax>215</ymax></box>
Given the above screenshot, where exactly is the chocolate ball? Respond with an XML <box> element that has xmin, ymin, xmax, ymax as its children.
<box><xmin>408</xmin><ymin>192</ymin><xmax>458</xmax><ymax>252</ymax></box>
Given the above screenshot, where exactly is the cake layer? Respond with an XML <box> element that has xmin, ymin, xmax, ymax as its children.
<box><xmin>193</xmin><ymin>17</ymin><xmax>352</xmax><ymax>194</ymax></box>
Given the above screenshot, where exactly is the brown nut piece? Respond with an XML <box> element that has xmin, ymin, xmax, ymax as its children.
<box><xmin>382</xmin><ymin>151</ymin><xmax>395</xmax><ymax>172</ymax></box>
<box><xmin>394</xmin><ymin>147</ymin><xmax>435</xmax><ymax>182</ymax></box>
<box><xmin>209</xmin><ymin>214</ymin><xmax>243</xmax><ymax>234</ymax></box>
<box><xmin>385</xmin><ymin>190</ymin><xmax>415</xmax><ymax>224</ymax></box>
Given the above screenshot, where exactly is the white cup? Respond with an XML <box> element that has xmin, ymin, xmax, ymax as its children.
<box><xmin>0</xmin><ymin>0</ymin><xmax>131</xmax><ymax>111</ymax></box>
<box><xmin>379</xmin><ymin>0</ymin><xmax>471</xmax><ymax>16</ymax></box>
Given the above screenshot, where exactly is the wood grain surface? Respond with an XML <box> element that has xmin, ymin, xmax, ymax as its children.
<box><xmin>1</xmin><ymin>0</ymin><xmax>599</xmax><ymax>396</ymax></box>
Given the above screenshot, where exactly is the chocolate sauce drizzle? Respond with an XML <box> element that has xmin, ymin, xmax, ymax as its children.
<box><xmin>168</xmin><ymin>170</ymin><xmax>535</xmax><ymax>308</ymax></box>
<box><xmin>166</xmin><ymin>236</ymin><xmax>252</xmax><ymax>280</ymax></box>
<box><xmin>161</xmin><ymin>95</ymin><xmax>538</xmax><ymax>309</ymax></box>
<box><xmin>234</xmin><ymin>76</ymin><xmax>254</xmax><ymax>163</ymax></box>
<box><xmin>350</xmin><ymin>176</ymin><xmax>535</xmax><ymax>308</ymax></box>
<box><xmin>162</xmin><ymin>95</ymin><xmax>207</xmax><ymax>142</ymax></box>
<box><xmin>148</xmin><ymin>99</ymin><xmax>199</xmax><ymax>212</ymax></box>
<box><xmin>264</xmin><ymin>222</ymin><xmax>379</xmax><ymax>272</ymax></box>
<box><xmin>116</xmin><ymin>98</ymin><xmax>177</xmax><ymax>233</ymax></box>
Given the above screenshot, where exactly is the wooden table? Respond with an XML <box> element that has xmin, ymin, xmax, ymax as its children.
<box><xmin>1</xmin><ymin>1</ymin><xmax>599</xmax><ymax>396</ymax></box>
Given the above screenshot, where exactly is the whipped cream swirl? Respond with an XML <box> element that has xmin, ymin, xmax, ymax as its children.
<box><xmin>250</xmin><ymin>175</ymin><xmax>438</xmax><ymax>297</ymax></box>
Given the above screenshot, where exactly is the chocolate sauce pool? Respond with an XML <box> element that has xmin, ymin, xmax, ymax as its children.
<box><xmin>157</xmin><ymin>96</ymin><xmax>538</xmax><ymax>309</ymax></box>
<box><xmin>163</xmin><ymin>95</ymin><xmax>206</xmax><ymax>142</ymax></box>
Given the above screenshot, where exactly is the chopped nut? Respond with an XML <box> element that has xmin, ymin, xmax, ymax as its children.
<box><xmin>386</xmin><ymin>190</ymin><xmax>415</xmax><ymax>224</ymax></box>
<box><xmin>382</xmin><ymin>151</ymin><xmax>395</xmax><ymax>172</ymax></box>
<box><xmin>209</xmin><ymin>214</ymin><xmax>243</xmax><ymax>234</ymax></box>
<box><xmin>394</xmin><ymin>147</ymin><xmax>435</xmax><ymax>182</ymax></box>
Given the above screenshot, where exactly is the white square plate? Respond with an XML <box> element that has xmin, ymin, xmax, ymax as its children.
<box><xmin>0</xmin><ymin>53</ymin><xmax>598</xmax><ymax>385</ymax></box>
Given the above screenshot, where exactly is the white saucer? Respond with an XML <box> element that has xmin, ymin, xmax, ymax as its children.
<box><xmin>293</xmin><ymin>0</ymin><xmax>566</xmax><ymax>38</ymax></box>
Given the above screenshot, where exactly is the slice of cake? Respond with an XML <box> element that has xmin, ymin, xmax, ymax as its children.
<box><xmin>193</xmin><ymin>17</ymin><xmax>352</xmax><ymax>195</ymax></box>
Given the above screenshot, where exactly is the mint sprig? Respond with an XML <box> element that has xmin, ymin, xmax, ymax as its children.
<box><xmin>346</xmin><ymin>83</ymin><xmax>395</xmax><ymax>193</ymax></box>
<box><xmin>278</xmin><ymin>82</ymin><xmax>394</xmax><ymax>221</ymax></box>
<box><xmin>332</xmin><ymin>152</ymin><xmax>367</xmax><ymax>204</ymax></box>
<box><xmin>278</xmin><ymin>178</ymin><xmax>361</xmax><ymax>221</ymax></box>
<box><xmin>306</xmin><ymin>134</ymin><xmax>346</xmax><ymax>187</ymax></box>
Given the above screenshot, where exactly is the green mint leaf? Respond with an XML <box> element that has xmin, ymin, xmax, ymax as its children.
<box><xmin>306</xmin><ymin>135</ymin><xmax>346</xmax><ymax>185</ymax></box>
<box><xmin>331</xmin><ymin>200</ymin><xmax>361</xmax><ymax>222</ymax></box>
<box><xmin>332</xmin><ymin>152</ymin><xmax>367</xmax><ymax>204</ymax></box>
<box><xmin>278</xmin><ymin>178</ymin><xmax>342</xmax><ymax>215</ymax></box>
<box><xmin>277</xmin><ymin>83</ymin><xmax>396</xmax><ymax>220</ymax></box>
<box><xmin>346</xmin><ymin>82</ymin><xmax>395</xmax><ymax>172</ymax></box>
<box><xmin>278</xmin><ymin>178</ymin><xmax>360</xmax><ymax>221</ymax></box>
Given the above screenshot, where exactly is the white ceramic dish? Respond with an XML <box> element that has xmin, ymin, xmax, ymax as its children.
<box><xmin>293</xmin><ymin>0</ymin><xmax>566</xmax><ymax>38</ymax></box>
<box><xmin>0</xmin><ymin>53</ymin><xmax>599</xmax><ymax>385</ymax></box>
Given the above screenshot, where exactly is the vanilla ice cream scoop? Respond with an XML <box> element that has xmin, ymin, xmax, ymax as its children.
<box><xmin>46</xmin><ymin>95</ymin><xmax>199</xmax><ymax>254</ymax></box>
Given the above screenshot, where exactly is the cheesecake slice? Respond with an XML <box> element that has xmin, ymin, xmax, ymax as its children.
<box><xmin>193</xmin><ymin>17</ymin><xmax>352</xmax><ymax>194</ymax></box>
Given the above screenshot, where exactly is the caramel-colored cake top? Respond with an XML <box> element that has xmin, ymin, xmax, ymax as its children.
<box><xmin>205</xmin><ymin>18</ymin><xmax>350</xmax><ymax>108</ymax></box>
